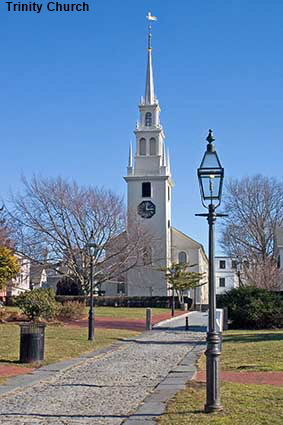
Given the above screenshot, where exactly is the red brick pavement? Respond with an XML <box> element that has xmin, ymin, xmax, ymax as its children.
<box><xmin>64</xmin><ymin>310</ymin><xmax>186</xmax><ymax>331</ymax></box>
<box><xmin>195</xmin><ymin>370</ymin><xmax>283</xmax><ymax>387</ymax></box>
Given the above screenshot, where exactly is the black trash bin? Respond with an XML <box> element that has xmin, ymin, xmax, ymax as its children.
<box><xmin>19</xmin><ymin>323</ymin><xmax>46</xmax><ymax>363</ymax></box>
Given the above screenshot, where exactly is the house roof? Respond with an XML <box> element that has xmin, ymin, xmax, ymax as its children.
<box><xmin>30</xmin><ymin>264</ymin><xmax>46</xmax><ymax>284</ymax></box>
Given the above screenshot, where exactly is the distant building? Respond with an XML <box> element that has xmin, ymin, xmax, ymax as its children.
<box><xmin>6</xmin><ymin>253</ymin><xmax>31</xmax><ymax>296</ymax></box>
<box><xmin>215</xmin><ymin>256</ymin><xmax>239</xmax><ymax>294</ymax></box>
<box><xmin>30</xmin><ymin>264</ymin><xmax>47</xmax><ymax>289</ymax></box>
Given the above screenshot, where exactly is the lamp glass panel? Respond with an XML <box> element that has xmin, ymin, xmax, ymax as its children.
<box><xmin>200</xmin><ymin>150</ymin><xmax>222</xmax><ymax>171</ymax></box>
<box><xmin>200</xmin><ymin>175</ymin><xmax>221</xmax><ymax>199</ymax></box>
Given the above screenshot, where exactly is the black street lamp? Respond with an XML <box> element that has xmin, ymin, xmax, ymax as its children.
<box><xmin>196</xmin><ymin>129</ymin><xmax>225</xmax><ymax>413</ymax></box>
<box><xmin>85</xmin><ymin>231</ymin><xmax>98</xmax><ymax>341</ymax></box>
<box><xmin>171</xmin><ymin>267</ymin><xmax>176</xmax><ymax>317</ymax></box>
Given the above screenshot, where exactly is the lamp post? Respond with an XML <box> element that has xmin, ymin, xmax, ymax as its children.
<box><xmin>196</xmin><ymin>129</ymin><xmax>225</xmax><ymax>413</ymax></box>
<box><xmin>85</xmin><ymin>231</ymin><xmax>98</xmax><ymax>341</ymax></box>
<box><xmin>171</xmin><ymin>267</ymin><xmax>176</xmax><ymax>317</ymax></box>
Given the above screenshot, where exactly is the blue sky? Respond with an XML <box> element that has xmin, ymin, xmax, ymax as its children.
<box><xmin>0</xmin><ymin>0</ymin><xmax>283</xmax><ymax>253</ymax></box>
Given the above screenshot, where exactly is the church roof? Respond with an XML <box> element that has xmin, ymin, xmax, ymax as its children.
<box><xmin>171</xmin><ymin>227</ymin><xmax>208</xmax><ymax>261</ymax></box>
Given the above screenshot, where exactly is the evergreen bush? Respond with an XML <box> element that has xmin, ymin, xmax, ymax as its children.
<box><xmin>217</xmin><ymin>286</ymin><xmax>283</xmax><ymax>329</ymax></box>
<box><xmin>16</xmin><ymin>288</ymin><xmax>58</xmax><ymax>321</ymax></box>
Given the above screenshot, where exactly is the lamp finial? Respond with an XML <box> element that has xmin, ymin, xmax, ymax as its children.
<box><xmin>206</xmin><ymin>129</ymin><xmax>215</xmax><ymax>144</ymax></box>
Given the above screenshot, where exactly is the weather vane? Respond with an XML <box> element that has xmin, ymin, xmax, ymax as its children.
<box><xmin>146</xmin><ymin>12</ymin><xmax>157</xmax><ymax>49</ymax></box>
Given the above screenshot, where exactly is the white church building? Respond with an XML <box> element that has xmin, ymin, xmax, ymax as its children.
<box><xmin>104</xmin><ymin>25</ymin><xmax>209</xmax><ymax>307</ymax></box>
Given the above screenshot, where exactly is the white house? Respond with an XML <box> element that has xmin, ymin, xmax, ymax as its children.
<box><xmin>30</xmin><ymin>264</ymin><xmax>47</xmax><ymax>289</ymax></box>
<box><xmin>214</xmin><ymin>256</ymin><xmax>239</xmax><ymax>294</ymax></box>
<box><xmin>6</xmin><ymin>253</ymin><xmax>31</xmax><ymax>296</ymax></box>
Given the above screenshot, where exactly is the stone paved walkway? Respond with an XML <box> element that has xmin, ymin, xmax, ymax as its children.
<box><xmin>0</xmin><ymin>330</ymin><xmax>206</xmax><ymax>425</ymax></box>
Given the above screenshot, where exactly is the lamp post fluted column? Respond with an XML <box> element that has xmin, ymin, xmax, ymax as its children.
<box><xmin>88</xmin><ymin>256</ymin><xmax>94</xmax><ymax>341</ymax></box>
<box><xmin>205</xmin><ymin>203</ymin><xmax>222</xmax><ymax>412</ymax></box>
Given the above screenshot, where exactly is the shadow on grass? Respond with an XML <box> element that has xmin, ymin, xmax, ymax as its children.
<box><xmin>224</xmin><ymin>333</ymin><xmax>283</xmax><ymax>344</ymax></box>
<box><xmin>0</xmin><ymin>359</ymin><xmax>21</xmax><ymax>365</ymax></box>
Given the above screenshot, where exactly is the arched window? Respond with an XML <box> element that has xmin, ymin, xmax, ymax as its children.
<box><xmin>139</xmin><ymin>138</ymin><xmax>146</xmax><ymax>155</ymax></box>
<box><xmin>143</xmin><ymin>246</ymin><xmax>152</xmax><ymax>265</ymax></box>
<box><xmin>178</xmin><ymin>251</ymin><xmax>187</xmax><ymax>264</ymax></box>
<box><xmin>149</xmin><ymin>137</ymin><xmax>156</xmax><ymax>155</ymax></box>
<box><xmin>145</xmin><ymin>112</ymin><xmax>152</xmax><ymax>127</ymax></box>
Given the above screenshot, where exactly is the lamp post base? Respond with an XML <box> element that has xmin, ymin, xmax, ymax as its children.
<box><xmin>204</xmin><ymin>331</ymin><xmax>223</xmax><ymax>413</ymax></box>
<box><xmin>204</xmin><ymin>403</ymin><xmax>223</xmax><ymax>414</ymax></box>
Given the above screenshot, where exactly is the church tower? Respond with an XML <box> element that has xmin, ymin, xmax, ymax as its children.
<box><xmin>124</xmin><ymin>22</ymin><xmax>173</xmax><ymax>296</ymax></box>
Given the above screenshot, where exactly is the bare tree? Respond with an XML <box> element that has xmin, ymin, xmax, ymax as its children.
<box><xmin>6</xmin><ymin>175</ymin><xmax>150</xmax><ymax>293</ymax></box>
<box><xmin>0</xmin><ymin>207</ymin><xmax>14</xmax><ymax>248</ymax></box>
<box><xmin>220</xmin><ymin>175</ymin><xmax>283</xmax><ymax>289</ymax></box>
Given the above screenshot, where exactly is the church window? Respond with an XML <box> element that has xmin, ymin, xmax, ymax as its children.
<box><xmin>143</xmin><ymin>247</ymin><xmax>152</xmax><ymax>265</ymax></box>
<box><xmin>117</xmin><ymin>282</ymin><xmax>126</xmax><ymax>294</ymax></box>
<box><xmin>139</xmin><ymin>138</ymin><xmax>146</xmax><ymax>155</ymax></box>
<box><xmin>168</xmin><ymin>187</ymin><xmax>170</xmax><ymax>201</ymax></box>
<box><xmin>149</xmin><ymin>137</ymin><xmax>157</xmax><ymax>155</ymax></box>
<box><xmin>219</xmin><ymin>277</ymin><xmax>226</xmax><ymax>287</ymax></box>
<box><xmin>179</xmin><ymin>251</ymin><xmax>187</xmax><ymax>264</ymax></box>
<box><xmin>168</xmin><ymin>219</ymin><xmax>171</xmax><ymax>228</ymax></box>
<box><xmin>142</xmin><ymin>182</ymin><xmax>151</xmax><ymax>197</ymax></box>
<box><xmin>145</xmin><ymin>112</ymin><xmax>152</xmax><ymax>127</ymax></box>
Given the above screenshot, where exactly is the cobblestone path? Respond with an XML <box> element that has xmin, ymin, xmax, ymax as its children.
<box><xmin>0</xmin><ymin>330</ymin><xmax>205</xmax><ymax>425</ymax></box>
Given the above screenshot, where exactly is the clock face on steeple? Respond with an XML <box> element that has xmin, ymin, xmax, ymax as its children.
<box><xmin>137</xmin><ymin>201</ymin><xmax>156</xmax><ymax>219</ymax></box>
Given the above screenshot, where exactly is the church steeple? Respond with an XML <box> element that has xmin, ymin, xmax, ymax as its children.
<box><xmin>124</xmin><ymin>14</ymin><xmax>173</xmax><ymax>297</ymax></box>
<box><xmin>145</xmin><ymin>24</ymin><xmax>155</xmax><ymax>105</ymax></box>
<box><xmin>125</xmin><ymin>13</ymin><xmax>172</xmax><ymax>180</ymax></box>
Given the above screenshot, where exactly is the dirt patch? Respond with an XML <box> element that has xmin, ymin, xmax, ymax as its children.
<box><xmin>195</xmin><ymin>370</ymin><xmax>283</xmax><ymax>387</ymax></box>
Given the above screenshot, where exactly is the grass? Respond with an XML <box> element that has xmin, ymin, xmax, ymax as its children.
<box><xmin>159</xmin><ymin>329</ymin><xmax>283</xmax><ymax>424</ymax></box>
<box><xmin>221</xmin><ymin>329</ymin><xmax>283</xmax><ymax>372</ymax></box>
<box><xmin>159</xmin><ymin>381</ymin><xmax>283</xmax><ymax>425</ymax></box>
<box><xmin>86</xmin><ymin>307</ymin><xmax>173</xmax><ymax>320</ymax></box>
<box><xmin>0</xmin><ymin>323</ymin><xmax>139</xmax><ymax>370</ymax></box>
<box><xmin>5</xmin><ymin>306</ymin><xmax>174</xmax><ymax>320</ymax></box>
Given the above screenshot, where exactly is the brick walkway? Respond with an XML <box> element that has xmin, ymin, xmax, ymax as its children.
<box><xmin>195</xmin><ymin>370</ymin><xmax>283</xmax><ymax>387</ymax></box>
<box><xmin>64</xmin><ymin>311</ymin><xmax>185</xmax><ymax>332</ymax></box>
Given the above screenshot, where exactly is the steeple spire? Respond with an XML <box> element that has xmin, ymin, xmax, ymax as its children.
<box><xmin>145</xmin><ymin>12</ymin><xmax>157</xmax><ymax>105</ymax></box>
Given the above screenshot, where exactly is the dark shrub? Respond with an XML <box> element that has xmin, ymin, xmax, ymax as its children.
<box><xmin>56</xmin><ymin>301</ymin><xmax>85</xmax><ymax>320</ymax></box>
<box><xmin>55</xmin><ymin>295</ymin><xmax>192</xmax><ymax>309</ymax></box>
<box><xmin>217</xmin><ymin>286</ymin><xmax>283</xmax><ymax>329</ymax></box>
<box><xmin>16</xmin><ymin>288</ymin><xmax>58</xmax><ymax>322</ymax></box>
<box><xmin>56</xmin><ymin>278</ymin><xmax>83</xmax><ymax>296</ymax></box>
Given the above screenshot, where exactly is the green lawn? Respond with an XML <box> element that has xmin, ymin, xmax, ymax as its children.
<box><xmin>159</xmin><ymin>381</ymin><xmax>283</xmax><ymax>425</ymax></box>
<box><xmin>0</xmin><ymin>323</ymin><xmax>139</xmax><ymax>368</ymax></box>
<box><xmin>159</xmin><ymin>329</ymin><xmax>283</xmax><ymax>424</ymax></box>
<box><xmin>221</xmin><ymin>329</ymin><xmax>283</xmax><ymax>372</ymax></box>
<box><xmin>86</xmin><ymin>307</ymin><xmax>173</xmax><ymax>320</ymax></box>
<box><xmin>5</xmin><ymin>306</ymin><xmax>173</xmax><ymax>320</ymax></box>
